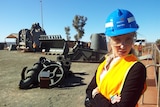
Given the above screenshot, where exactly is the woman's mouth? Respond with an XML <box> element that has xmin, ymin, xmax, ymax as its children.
<box><xmin>118</xmin><ymin>50</ymin><xmax>127</xmax><ymax>55</ymax></box>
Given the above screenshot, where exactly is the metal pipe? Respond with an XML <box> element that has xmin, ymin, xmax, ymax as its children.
<box><xmin>40</xmin><ymin>0</ymin><xmax>44</xmax><ymax>29</ymax></box>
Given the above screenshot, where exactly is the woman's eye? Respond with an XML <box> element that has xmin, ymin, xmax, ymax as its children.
<box><xmin>113</xmin><ymin>39</ymin><xmax>120</xmax><ymax>42</ymax></box>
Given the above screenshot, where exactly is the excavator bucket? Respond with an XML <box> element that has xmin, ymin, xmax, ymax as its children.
<box><xmin>39</xmin><ymin>35</ymin><xmax>69</xmax><ymax>55</ymax></box>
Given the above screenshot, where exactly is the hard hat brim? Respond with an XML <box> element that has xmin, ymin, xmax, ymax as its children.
<box><xmin>105</xmin><ymin>28</ymin><xmax>138</xmax><ymax>37</ymax></box>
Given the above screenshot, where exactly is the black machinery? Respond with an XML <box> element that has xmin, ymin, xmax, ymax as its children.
<box><xmin>39</xmin><ymin>35</ymin><xmax>69</xmax><ymax>55</ymax></box>
<box><xmin>18</xmin><ymin>33</ymin><xmax>108</xmax><ymax>89</ymax></box>
<box><xmin>19</xmin><ymin>57</ymin><xmax>71</xmax><ymax>89</ymax></box>
<box><xmin>16</xmin><ymin>23</ymin><xmax>108</xmax><ymax>63</ymax></box>
<box><xmin>39</xmin><ymin>33</ymin><xmax>108</xmax><ymax>63</ymax></box>
<box><xmin>58</xmin><ymin>33</ymin><xmax>108</xmax><ymax>63</ymax></box>
<box><xmin>17</xmin><ymin>23</ymin><xmax>46</xmax><ymax>51</ymax></box>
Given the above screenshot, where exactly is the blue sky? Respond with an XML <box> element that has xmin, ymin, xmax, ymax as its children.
<box><xmin>0</xmin><ymin>0</ymin><xmax>160</xmax><ymax>42</ymax></box>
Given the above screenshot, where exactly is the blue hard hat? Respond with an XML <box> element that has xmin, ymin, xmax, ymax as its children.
<box><xmin>105</xmin><ymin>9</ymin><xmax>139</xmax><ymax>37</ymax></box>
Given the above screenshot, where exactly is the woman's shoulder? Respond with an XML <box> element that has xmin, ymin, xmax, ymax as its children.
<box><xmin>125</xmin><ymin>61</ymin><xmax>146</xmax><ymax>84</ymax></box>
<box><xmin>134</xmin><ymin>61</ymin><xmax>146</xmax><ymax>69</ymax></box>
<box><xmin>130</xmin><ymin>61</ymin><xmax>146</xmax><ymax>75</ymax></box>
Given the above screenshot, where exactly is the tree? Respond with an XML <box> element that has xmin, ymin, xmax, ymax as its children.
<box><xmin>72</xmin><ymin>15</ymin><xmax>87</xmax><ymax>41</ymax></box>
<box><xmin>156</xmin><ymin>39</ymin><xmax>160</xmax><ymax>45</ymax></box>
<box><xmin>64</xmin><ymin>26</ymin><xmax>71</xmax><ymax>41</ymax></box>
<box><xmin>156</xmin><ymin>39</ymin><xmax>160</xmax><ymax>49</ymax></box>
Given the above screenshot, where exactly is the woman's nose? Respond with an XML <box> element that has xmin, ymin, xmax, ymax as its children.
<box><xmin>119</xmin><ymin>42</ymin><xmax>126</xmax><ymax>49</ymax></box>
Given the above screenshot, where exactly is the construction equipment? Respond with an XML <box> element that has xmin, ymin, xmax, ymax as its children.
<box><xmin>58</xmin><ymin>33</ymin><xmax>108</xmax><ymax>63</ymax></box>
<box><xmin>19</xmin><ymin>56</ymin><xmax>71</xmax><ymax>89</ymax></box>
<box><xmin>18</xmin><ymin>33</ymin><xmax>108</xmax><ymax>89</ymax></box>
<box><xmin>17</xmin><ymin>23</ymin><xmax>46</xmax><ymax>51</ymax></box>
<box><xmin>39</xmin><ymin>33</ymin><xmax>108</xmax><ymax>62</ymax></box>
<box><xmin>39</xmin><ymin>35</ymin><xmax>69</xmax><ymax>55</ymax></box>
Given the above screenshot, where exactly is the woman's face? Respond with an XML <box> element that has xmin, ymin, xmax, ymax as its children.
<box><xmin>109</xmin><ymin>33</ymin><xmax>134</xmax><ymax>57</ymax></box>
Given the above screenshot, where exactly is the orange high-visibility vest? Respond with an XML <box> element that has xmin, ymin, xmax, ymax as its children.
<box><xmin>96</xmin><ymin>54</ymin><xmax>145</xmax><ymax>106</ymax></box>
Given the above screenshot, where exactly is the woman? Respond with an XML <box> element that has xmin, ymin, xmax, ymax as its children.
<box><xmin>85</xmin><ymin>9</ymin><xmax>146</xmax><ymax>107</ymax></box>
